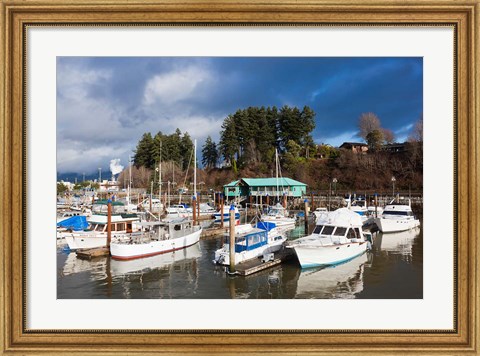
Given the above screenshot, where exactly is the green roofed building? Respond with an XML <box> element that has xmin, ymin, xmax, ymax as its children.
<box><xmin>223</xmin><ymin>177</ymin><xmax>307</xmax><ymax>200</ymax></box>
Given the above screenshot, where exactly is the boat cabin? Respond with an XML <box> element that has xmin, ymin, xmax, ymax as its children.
<box><xmin>224</xmin><ymin>228</ymin><xmax>274</xmax><ymax>253</ymax></box>
<box><xmin>87</xmin><ymin>221</ymin><xmax>135</xmax><ymax>233</ymax></box>
<box><xmin>312</xmin><ymin>224</ymin><xmax>363</xmax><ymax>242</ymax></box>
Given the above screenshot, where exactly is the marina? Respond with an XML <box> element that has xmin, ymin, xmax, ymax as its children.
<box><xmin>54</xmin><ymin>57</ymin><xmax>425</xmax><ymax>301</ymax></box>
<box><xmin>57</xmin><ymin>220</ymin><xmax>422</xmax><ymax>299</ymax></box>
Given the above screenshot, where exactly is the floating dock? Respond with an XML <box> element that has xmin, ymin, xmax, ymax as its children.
<box><xmin>234</xmin><ymin>248</ymin><xmax>295</xmax><ymax>276</ymax></box>
<box><xmin>201</xmin><ymin>226</ymin><xmax>228</xmax><ymax>240</ymax></box>
<box><xmin>76</xmin><ymin>247</ymin><xmax>110</xmax><ymax>260</ymax></box>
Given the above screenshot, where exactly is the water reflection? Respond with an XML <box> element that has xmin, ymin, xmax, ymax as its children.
<box><xmin>374</xmin><ymin>227</ymin><xmax>421</xmax><ymax>262</ymax></box>
<box><xmin>57</xmin><ymin>222</ymin><xmax>422</xmax><ymax>299</ymax></box>
<box><xmin>294</xmin><ymin>252</ymin><xmax>373</xmax><ymax>298</ymax></box>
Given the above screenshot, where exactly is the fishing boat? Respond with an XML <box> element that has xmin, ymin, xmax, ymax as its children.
<box><xmin>261</xmin><ymin>203</ymin><xmax>296</xmax><ymax>229</ymax></box>
<box><xmin>110</xmin><ymin>219</ymin><xmax>202</xmax><ymax>260</ymax></box>
<box><xmin>287</xmin><ymin>208</ymin><xmax>372</xmax><ymax>269</ymax></box>
<box><xmin>213</xmin><ymin>205</ymin><xmax>240</xmax><ymax>223</ymax></box>
<box><xmin>373</xmin><ymin>198</ymin><xmax>420</xmax><ymax>233</ymax></box>
<box><xmin>62</xmin><ymin>200</ymin><xmax>141</xmax><ymax>250</ymax></box>
<box><xmin>212</xmin><ymin>221</ymin><xmax>286</xmax><ymax>266</ymax></box>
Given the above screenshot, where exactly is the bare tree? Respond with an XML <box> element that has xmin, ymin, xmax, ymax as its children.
<box><xmin>382</xmin><ymin>128</ymin><xmax>395</xmax><ymax>144</ymax></box>
<box><xmin>358</xmin><ymin>112</ymin><xmax>381</xmax><ymax>140</ymax></box>
<box><xmin>409</xmin><ymin>114</ymin><xmax>423</xmax><ymax>142</ymax></box>
<box><xmin>118</xmin><ymin>165</ymin><xmax>152</xmax><ymax>189</ymax></box>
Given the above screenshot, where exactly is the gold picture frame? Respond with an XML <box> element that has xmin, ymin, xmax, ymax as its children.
<box><xmin>1</xmin><ymin>0</ymin><xmax>478</xmax><ymax>354</ymax></box>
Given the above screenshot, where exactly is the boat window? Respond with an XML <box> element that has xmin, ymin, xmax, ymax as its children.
<box><xmin>333</xmin><ymin>227</ymin><xmax>347</xmax><ymax>236</ymax></box>
<box><xmin>354</xmin><ymin>228</ymin><xmax>361</xmax><ymax>237</ymax></box>
<box><xmin>346</xmin><ymin>228</ymin><xmax>357</xmax><ymax>239</ymax></box>
<box><xmin>383</xmin><ymin>210</ymin><xmax>409</xmax><ymax>216</ymax></box>
<box><xmin>116</xmin><ymin>223</ymin><xmax>125</xmax><ymax>231</ymax></box>
<box><xmin>236</xmin><ymin>237</ymin><xmax>246</xmax><ymax>246</ymax></box>
<box><xmin>313</xmin><ymin>225</ymin><xmax>324</xmax><ymax>234</ymax></box>
<box><xmin>321</xmin><ymin>226</ymin><xmax>335</xmax><ymax>235</ymax></box>
<box><xmin>174</xmin><ymin>225</ymin><xmax>182</xmax><ymax>231</ymax></box>
<box><xmin>94</xmin><ymin>224</ymin><xmax>104</xmax><ymax>232</ymax></box>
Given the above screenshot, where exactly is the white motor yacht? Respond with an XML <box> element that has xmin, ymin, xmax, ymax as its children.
<box><xmin>287</xmin><ymin>208</ymin><xmax>372</xmax><ymax>269</ymax></box>
<box><xmin>373</xmin><ymin>199</ymin><xmax>420</xmax><ymax>233</ymax></box>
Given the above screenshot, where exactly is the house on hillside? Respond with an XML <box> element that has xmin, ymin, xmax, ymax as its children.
<box><xmin>223</xmin><ymin>177</ymin><xmax>307</xmax><ymax>204</ymax></box>
<box><xmin>339</xmin><ymin>142</ymin><xmax>369</xmax><ymax>154</ymax></box>
<box><xmin>383</xmin><ymin>142</ymin><xmax>408</xmax><ymax>153</ymax></box>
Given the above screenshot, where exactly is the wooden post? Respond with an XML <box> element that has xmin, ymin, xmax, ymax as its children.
<box><xmin>229</xmin><ymin>205</ymin><xmax>236</xmax><ymax>274</ymax></box>
<box><xmin>197</xmin><ymin>193</ymin><xmax>200</xmax><ymax>222</ymax></box>
<box><xmin>149</xmin><ymin>181</ymin><xmax>153</xmax><ymax>213</ymax></box>
<box><xmin>310</xmin><ymin>192</ymin><xmax>314</xmax><ymax>210</ymax></box>
<box><xmin>221</xmin><ymin>194</ymin><xmax>224</xmax><ymax>228</ymax></box>
<box><xmin>304</xmin><ymin>199</ymin><xmax>310</xmax><ymax>233</ymax></box>
<box><xmin>283</xmin><ymin>194</ymin><xmax>287</xmax><ymax>208</ymax></box>
<box><xmin>107</xmin><ymin>200</ymin><xmax>112</xmax><ymax>249</ymax></box>
<box><xmin>192</xmin><ymin>195</ymin><xmax>197</xmax><ymax>225</ymax></box>
<box><xmin>266</xmin><ymin>194</ymin><xmax>269</xmax><ymax>207</ymax></box>
<box><xmin>375</xmin><ymin>193</ymin><xmax>378</xmax><ymax>218</ymax></box>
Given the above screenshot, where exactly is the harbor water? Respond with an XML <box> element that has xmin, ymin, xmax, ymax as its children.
<box><xmin>57</xmin><ymin>222</ymin><xmax>423</xmax><ymax>299</ymax></box>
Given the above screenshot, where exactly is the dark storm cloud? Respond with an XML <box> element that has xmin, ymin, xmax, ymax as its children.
<box><xmin>56</xmin><ymin>56</ymin><xmax>422</xmax><ymax>173</ymax></box>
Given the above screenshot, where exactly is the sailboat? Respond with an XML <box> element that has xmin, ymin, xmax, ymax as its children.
<box><xmin>260</xmin><ymin>149</ymin><xmax>296</xmax><ymax>230</ymax></box>
<box><xmin>110</xmin><ymin>139</ymin><xmax>202</xmax><ymax>260</ymax></box>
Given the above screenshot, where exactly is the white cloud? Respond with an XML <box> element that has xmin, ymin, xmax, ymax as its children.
<box><xmin>143</xmin><ymin>66</ymin><xmax>213</xmax><ymax>105</ymax></box>
<box><xmin>57</xmin><ymin>64</ymin><xmax>111</xmax><ymax>100</ymax></box>
<box><xmin>315</xmin><ymin>130</ymin><xmax>360</xmax><ymax>147</ymax></box>
<box><xmin>57</xmin><ymin>140</ymin><xmax>132</xmax><ymax>173</ymax></box>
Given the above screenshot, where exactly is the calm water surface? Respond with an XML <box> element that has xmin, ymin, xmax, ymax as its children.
<box><xmin>57</xmin><ymin>222</ymin><xmax>423</xmax><ymax>299</ymax></box>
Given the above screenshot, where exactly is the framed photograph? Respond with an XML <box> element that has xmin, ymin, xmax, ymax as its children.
<box><xmin>1</xmin><ymin>0</ymin><xmax>478</xmax><ymax>354</ymax></box>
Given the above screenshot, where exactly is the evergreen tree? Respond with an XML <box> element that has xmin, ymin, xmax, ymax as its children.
<box><xmin>133</xmin><ymin>133</ymin><xmax>155</xmax><ymax>169</ymax></box>
<box><xmin>180</xmin><ymin>132</ymin><xmax>194</xmax><ymax>171</ymax></box>
<box><xmin>201</xmin><ymin>136</ymin><xmax>219</xmax><ymax>169</ymax></box>
<box><xmin>219</xmin><ymin>114</ymin><xmax>238</xmax><ymax>169</ymax></box>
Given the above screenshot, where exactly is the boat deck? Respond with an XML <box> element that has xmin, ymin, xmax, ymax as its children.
<box><xmin>235</xmin><ymin>248</ymin><xmax>295</xmax><ymax>276</ymax></box>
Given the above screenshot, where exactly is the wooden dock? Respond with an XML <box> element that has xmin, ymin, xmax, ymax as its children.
<box><xmin>76</xmin><ymin>247</ymin><xmax>110</xmax><ymax>260</ymax></box>
<box><xmin>201</xmin><ymin>226</ymin><xmax>228</xmax><ymax>240</ymax></box>
<box><xmin>235</xmin><ymin>248</ymin><xmax>295</xmax><ymax>276</ymax></box>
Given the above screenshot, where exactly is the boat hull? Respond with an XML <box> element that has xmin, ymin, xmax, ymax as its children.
<box><xmin>213</xmin><ymin>212</ymin><xmax>241</xmax><ymax>222</ymax></box>
<box><xmin>64</xmin><ymin>233</ymin><xmax>131</xmax><ymax>250</ymax></box>
<box><xmin>214</xmin><ymin>238</ymin><xmax>285</xmax><ymax>266</ymax></box>
<box><xmin>374</xmin><ymin>218</ymin><xmax>420</xmax><ymax>233</ymax></box>
<box><xmin>291</xmin><ymin>241</ymin><xmax>368</xmax><ymax>269</ymax></box>
<box><xmin>110</xmin><ymin>227</ymin><xmax>202</xmax><ymax>260</ymax></box>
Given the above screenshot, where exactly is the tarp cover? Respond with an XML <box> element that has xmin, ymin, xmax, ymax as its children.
<box><xmin>255</xmin><ymin>221</ymin><xmax>277</xmax><ymax>232</ymax></box>
<box><xmin>57</xmin><ymin>216</ymin><xmax>88</xmax><ymax>231</ymax></box>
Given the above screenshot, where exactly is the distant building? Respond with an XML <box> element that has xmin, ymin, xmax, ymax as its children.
<box><xmin>383</xmin><ymin>142</ymin><xmax>408</xmax><ymax>153</ymax></box>
<box><xmin>223</xmin><ymin>177</ymin><xmax>307</xmax><ymax>200</ymax></box>
<box><xmin>339</xmin><ymin>142</ymin><xmax>368</xmax><ymax>154</ymax></box>
<box><xmin>99</xmin><ymin>178</ymin><xmax>120</xmax><ymax>192</ymax></box>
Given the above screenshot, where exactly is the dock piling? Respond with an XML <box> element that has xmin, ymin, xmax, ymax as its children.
<box><xmin>228</xmin><ymin>205</ymin><xmax>236</xmax><ymax>274</ymax></box>
<box><xmin>107</xmin><ymin>200</ymin><xmax>112</xmax><ymax>249</ymax></box>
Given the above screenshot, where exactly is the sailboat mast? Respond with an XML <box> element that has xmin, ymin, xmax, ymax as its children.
<box><xmin>159</xmin><ymin>141</ymin><xmax>162</xmax><ymax>209</ymax></box>
<box><xmin>194</xmin><ymin>139</ymin><xmax>197</xmax><ymax>197</ymax></box>
<box><xmin>127</xmin><ymin>155</ymin><xmax>131</xmax><ymax>211</ymax></box>
<box><xmin>275</xmin><ymin>148</ymin><xmax>279</xmax><ymax>202</ymax></box>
